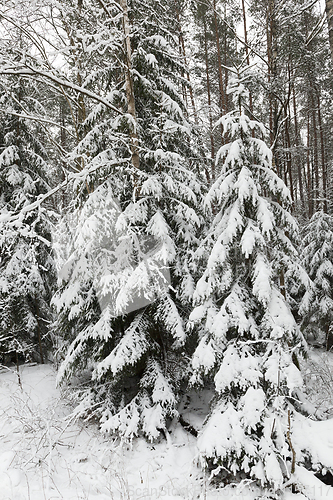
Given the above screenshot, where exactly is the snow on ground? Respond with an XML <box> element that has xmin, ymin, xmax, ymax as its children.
<box><xmin>293</xmin><ymin>466</ymin><xmax>333</xmax><ymax>500</ymax></box>
<box><xmin>0</xmin><ymin>364</ymin><xmax>228</xmax><ymax>500</ymax></box>
<box><xmin>301</xmin><ymin>349</ymin><xmax>333</xmax><ymax>419</ymax></box>
<box><xmin>1</xmin><ymin>352</ymin><xmax>333</xmax><ymax>500</ymax></box>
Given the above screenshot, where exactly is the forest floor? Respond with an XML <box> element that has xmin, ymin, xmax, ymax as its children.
<box><xmin>1</xmin><ymin>349</ymin><xmax>333</xmax><ymax>500</ymax></box>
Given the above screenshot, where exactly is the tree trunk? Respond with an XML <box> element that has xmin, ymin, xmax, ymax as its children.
<box><xmin>223</xmin><ymin>3</ymin><xmax>229</xmax><ymax>113</ymax></box>
<box><xmin>176</xmin><ymin>8</ymin><xmax>198</xmax><ymax>123</ymax></box>
<box><xmin>212</xmin><ymin>0</ymin><xmax>227</xmax><ymax>140</ymax></box>
<box><xmin>36</xmin><ymin>301</ymin><xmax>44</xmax><ymax>364</ymax></box>
<box><xmin>310</xmin><ymin>91</ymin><xmax>319</xmax><ymax>212</ymax></box>
<box><xmin>317</xmin><ymin>92</ymin><xmax>328</xmax><ymax>213</ymax></box>
<box><xmin>326</xmin><ymin>0</ymin><xmax>333</xmax><ymax>62</ymax></box>
<box><xmin>204</xmin><ymin>19</ymin><xmax>215</xmax><ymax>182</ymax></box>
<box><xmin>267</xmin><ymin>0</ymin><xmax>278</xmax><ymax>148</ymax></box>
<box><xmin>241</xmin><ymin>0</ymin><xmax>254</xmax><ymax>117</ymax></box>
<box><xmin>119</xmin><ymin>0</ymin><xmax>140</xmax><ymax>173</ymax></box>
<box><xmin>306</xmin><ymin>112</ymin><xmax>313</xmax><ymax>217</ymax></box>
<box><xmin>292</xmin><ymin>86</ymin><xmax>305</xmax><ymax>208</ymax></box>
<box><xmin>284</xmin><ymin>116</ymin><xmax>294</xmax><ymax>202</ymax></box>
<box><xmin>326</xmin><ymin>323</ymin><xmax>333</xmax><ymax>351</ymax></box>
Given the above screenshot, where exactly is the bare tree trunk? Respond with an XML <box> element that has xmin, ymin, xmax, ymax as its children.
<box><xmin>285</xmin><ymin>116</ymin><xmax>294</xmax><ymax>202</ymax></box>
<box><xmin>212</xmin><ymin>0</ymin><xmax>227</xmax><ymax>140</ymax></box>
<box><xmin>267</xmin><ymin>0</ymin><xmax>277</xmax><ymax>148</ymax></box>
<box><xmin>16</xmin><ymin>351</ymin><xmax>22</xmax><ymax>389</ymax></box>
<box><xmin>36</xmin><ymin>301</ymin><xmax>44</xmax><ymax>364</ymax></box>
<box><xmin>292</xmin><ymin>86</ymin><xmax>305</xmax><ymax>208</ymax></box>
<box><xmin>204</xmin><ymin>19</ymin><xmax>215</xmax><ymax>183</ymax></box>
<box><xmin>176</xmin><ymin>8</ymin><xmax>198</xmax><ymax>123</ymax></box>
<box><xmin>326</xmin><ymin>0</ymin><xmax>333</xmax><ymax>62</ymax></box>
<box><xmin>317</xmin><ymin>92</ymin><xmax>328</xmax><ymax>213</ymax></box>
<box><xmin>241</xmin><ymin>0</ymin><xmax>253</xmax><ymax>117</ymax></box>
<box><xmin>306</xmin><ymin>112</ymin><xmax>313</xmax><ymax>217</ymax></box>
<box><xmin>223</xmin><ymin>2</ymin><xmax>229</xmax><ymax>113</ymax></box>
<box><xmin>176</xmin><ymin>9</ymin><xmax>188</xmax><ymax>107</ymax></box>
<box><xmin>267</xmin><ymin>16</ymin><xmax>274</xmax><ymax>147</ymax></box>
<box><xmin>119</xmin><ymin>0</ymin><xmax>140</xmax><ymax>173</ymax></box>
<box><xmin>310</xmin><ymin>91</ymin><xmax>319</xmax><ymax>212</ymax></box>
<box><xmin>326</xmin><ymin>323</ymin><xmax>333</xmax><ymax>351</ymax></box>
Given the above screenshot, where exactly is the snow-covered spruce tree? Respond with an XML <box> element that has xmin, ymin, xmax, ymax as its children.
<box><xmin>52</xmin><ymin>0</ymin><xmax>202</xmax><ymax>441</ymax></box>
<box><xmin>0</xmin><ymin>83</ymin><xmax>56</xmax><ymax>364</ymax></box>
<box><xmin>189</xmin><ymin>71</ymin><xmax>308</xmax><ymax>490</ymax></box>
<box><xmin>300</xmin><ymin>210</ymin><xmax>333</xmax><ymax>350</ymax></box>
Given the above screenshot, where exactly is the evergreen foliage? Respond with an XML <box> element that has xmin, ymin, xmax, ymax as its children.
<box><xmin>189</xmin><ymin>71</ymin><xmax>307</xmax><ymax>489</ymax></box>
<box><xmin>52</xmin><ymin>0</ymin><xmax>202</xmax><ymax>441</ymax></box>
<box><xmin>0</xmin><ymin>82</ymin><xmax>56</xmax><ymax>364</ymax></box>
<box><xmin>1</xmin><ymin>0</ymin><xmax>333</xmax><ymax>495</ymax></box>
<box><xmin>300</xmin><ymin>210</ymin><xmax>333</xmax><ymax>349</ymax></box>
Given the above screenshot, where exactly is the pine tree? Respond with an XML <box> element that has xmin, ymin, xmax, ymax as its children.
<box><xmin>189</xmin><ymin>69</ymin><xmax>307</xmax><ymax>490</ymax></box>
<box><xmin>300</xmin><ymin>210</ymin><xmax>333</xmax><ymax>350</ymax></box>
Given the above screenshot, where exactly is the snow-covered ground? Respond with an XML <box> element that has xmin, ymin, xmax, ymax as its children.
<box><xmin>0</xmin><ymin>364</ymin><xmax>208</xmax><ymax>500</ymax></box>
<box><xmin>1</xmin><ymin>351</ymin><xmax>333</xmax><ymax>500</ymax></box>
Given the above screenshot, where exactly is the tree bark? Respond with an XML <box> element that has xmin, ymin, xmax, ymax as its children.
<box><xmin>326</xmin><ymin>0</ymin><xmax>333</xmax><ymax>62</ymax></box>
<box><xmin>284</xmin><ymin>115</ymin><xmax>294</xmax><ymax>202</ymax></box>
<box><xmin>310</xmin><ymin>91</ymin><xmax>319</xmax><ymax>212</ymax></box>
<box><xmin>267</xmin><ymin>0</ymin><xmax>278</xmax><ymax>147</ymax></box>
<box><xmin>241</xmin><ymin>0</ymin><xmax>254</xmax><ymax>117</ymax></box>
<box><xmin>176</xmin><ymin>8</ymin><xmax>198</xmax><ymax>123</ymax></box>
<box><xmin>119</xmin><ymin>0</ymin><xmax>140</xmax><ymax>172</ymax></box>
<box><xmin>317</xmin><ymin>92</ymin><xmax>328</xmax><ymax>213</ymax></box>
<box><xmin>212</xmin><ymin>0</ymin><xmax>227</xmax><ymax>130</ymax></box>
<box><xmin>306</xmin><ymin>112</ymin><xmax>313</xmax><ymax>217</ymax></box>
<box><xmin>204</xmin><ymin>19</ymin><xmax>215</xmax><ymax>182</ymax></box>
<box><xmin>326</xmin><ymin>323</ymin><xmax>333</xmax><ymax>351</ymax></box>
<box><xmin>292</xmin><ymin>86</ymin><xmax>305</xmax><ymax>208</ymax></box>
<box><xmin>36</xmin><ymin>302</ymin><xmax>44</xmax><ymax>364</ymax></box>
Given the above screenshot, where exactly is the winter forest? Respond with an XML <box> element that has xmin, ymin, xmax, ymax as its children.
<box><xmin>2</xmin><ymin>0</ymin><xmax>333</xmax><ymax>498</ymax></box>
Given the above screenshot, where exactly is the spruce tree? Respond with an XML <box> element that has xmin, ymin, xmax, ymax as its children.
<box><xmin>300</xmin><ymin>210</ymin><xmax>333</xmax><ymax>350</ymax></box>
<box><xmin>53</xmin><ymin>0</ymin><xmax>202</xmax><ymax>441</ymax></box>
<box><xmin>189</xmin><ymin>70</ymin><xmax>307</xmax><ymax>490</ymax></box>
<box><xmin>0</xmin><ymin>81</ymin><xmax>56</xmax><ymax>364</ymax></box>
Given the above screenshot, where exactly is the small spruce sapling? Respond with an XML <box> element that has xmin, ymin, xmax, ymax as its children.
<box><xmin>189</xmin><ymin>69</ymin><xmax>307</xmax><ymax>490</ymax></box>
<box><xmin>300</xmin><ymin>210</ymin><xmax>333</xmax><ymax>350</ymax></box>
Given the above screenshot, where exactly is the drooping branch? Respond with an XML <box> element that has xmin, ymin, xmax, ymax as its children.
<box><xmin>0</xmin><ymin>66</ymin><xmax>124</xmax><ymax>116</ymax></box>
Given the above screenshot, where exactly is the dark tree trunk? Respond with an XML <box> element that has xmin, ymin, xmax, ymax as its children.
<box><xmin>176</xmin><ymin>8</ymin><xmax>198</xmax><ymax>123</ymax></box>
<box><xmin>310</xmin><ymin>91</ymin><xmax>319</xmax><ymax>212</ymax></box>
<box><xmin>241</xmin><ymin>0</ymin><xmax>253</xmax><ymax>117</ymax></box>
<box><xmin>204</xmin><ymin>19</ymin><xmax>215</xmax><ymax>182</ymax></box>
<box><xmin>292</xmin><ymin>86</ymin><xmax>305</xmax><ymax>208</ymax></box>
<box><xmin>285</xmin><ymin>115</ymin><xmax>294</xmax><ymax>202</ymax></box>
<box><xmin>306</xmin><ymin>112</ymin><xmax>313</xmax><ymax>217</ymax></box>
<box><xmin>326</xmin><ymin>0</ymin><xmax>333</xmax><ymax>62</ymax></box>
<box><xmin>212</xmin><ymin>0</ymin><xmax>227</xmax><ymax>139</ymax></box>
<box><xmin>317</xmin><ymin>92</ymin><xmax>328</xmax><ymax>213</ymax></box>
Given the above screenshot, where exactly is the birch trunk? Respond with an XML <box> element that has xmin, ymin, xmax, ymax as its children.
<box><xmin>119</xmin><ymin>0</ymin><xmax>140</xmax><ymax>172</ymax></box>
